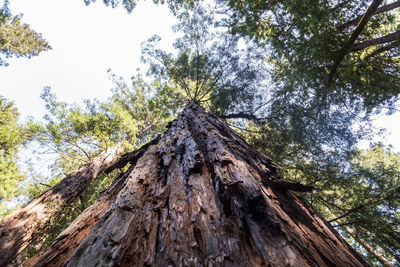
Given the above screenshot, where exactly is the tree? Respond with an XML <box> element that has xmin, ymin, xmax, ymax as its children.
<box><xmin>140</xmin><ymin>2</ymin><xmax>267</xmax><ymax>116</ymax></box>
<box><xmin>1</xmin><ymin>101</ymin><xmax>368</xmax><ymax>266</ymax></box>
<box><xmin>0</xmin><ymin>96</ymin><xmax>25</xmax><ymax>200</ymax></box>
<box><xmin>0</xmin><ymin>96</ymin><xmax>37</xmax><ymax>218</ymax></box>
<box><xmin>0</xmin><ymin>74</ymin><xmax>181</xmax><ymax>265</ymax></box>
<box><xmin>1</xmin><ymin>1</ymin><xmax>397</xmax><ymax>265</ymax></box>
<box><xmin>0</xmin><ymin>144</ymin><xmax>122</xmax><ymax>266</ymax></box>
<box><xmin>221</xmin><ymin>0</ymin><xmax>400</xmax><ymax>110</ymax></box>
<box><xmin>0</xmin><ymin>1</ymin><xmax>51</xmax><ymax>66</ymax></box>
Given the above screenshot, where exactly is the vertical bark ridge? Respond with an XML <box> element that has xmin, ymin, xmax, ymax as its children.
<box><xmin>0</xmin><ymin>145</ymin><xmax>123</xmax><ymax>266</ymax></box>
<box><xmin>26</xmin><ymin>101</ymin><xmax>367</xmax><ymax>266</ymax></box>
<box><xmin>25</xmin><ymin>168</ymin><xmax>131</xmax><ymax>267</ymax></box>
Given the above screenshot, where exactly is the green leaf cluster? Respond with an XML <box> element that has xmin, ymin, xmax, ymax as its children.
<box><xmin>0</xmin><ymin>96</ymin><xmax>27</xmax><ymax>201</ymax></box>
<box><xmin>0</xmin><ymin>7</ymin><xmax>51</xmax><ymax>66</ymax></box>
<box><xmin>141</xmin><ymin>3</ymin><xmax>267</xmax><ymax>115</ymax></box>
<box><xmin>222</xmin><ymin>0</ymin><xmax>400</xmax><ymax>110</ymax></box>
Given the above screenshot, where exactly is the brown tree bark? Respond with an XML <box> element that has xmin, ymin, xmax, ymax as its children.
<box><xmin>23</xmin><ymin>101</ymin><xmax>368</xmax><ymax>266</ymax></box>
<box><xmin>25</xmin><ymin>138</ymin><xmax>160</xmax><ymax>267</ymax></box>
<box><xmin>0</xmin><ymin>145</ymin><xmax>122</xmax><ymax>266</ymax></box>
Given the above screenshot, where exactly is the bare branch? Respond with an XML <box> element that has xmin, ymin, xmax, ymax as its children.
<box><xmin>365</xmin><ymin>39</ymin><xmax>400</xmax><ymax>60</ymax></box>
<box><xmin>219</xmin><ymin>112</ymin><xmax>263</xmax><ymax>123</ymax></box>
<box><xmin>353</xmin><ymin>30</ymin><xmax>400</xmax><ymax>51</ymax></box>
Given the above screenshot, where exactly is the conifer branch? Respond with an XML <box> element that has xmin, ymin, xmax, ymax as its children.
<box><xmin>337</xmin><ymin>1</ymin><xmax>400</xmax><ymax>32</ymax></box>
<box><xmin>327</xmin><ymin>0</ymin><xmax>383</xmax><ymax>86</ymax></box>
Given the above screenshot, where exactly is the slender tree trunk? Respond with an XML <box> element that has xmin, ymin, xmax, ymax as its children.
<box><xmin>0</xmin><ymin>145</ymin><xmax>122</xmax><ymax>266</ymax></box>
<box><xmin>344</xmin><ymin>226</ymin><xmax>393</xmax><ymax>267</ymax></box>
<box><xmin>22</xmin><ymin>101</ymin><xmax>367</xmax><ymax>266</ymax></box>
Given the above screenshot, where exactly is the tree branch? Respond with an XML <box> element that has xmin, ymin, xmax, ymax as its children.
<box><xmin>271</xmin><ymin>180</ymin><xmax>314</xmax><ymax>192</ymax></box>
<box><xmin>219</xmin><ymin>112</ymin><xmax>263</xmax><ymax>123</ymax></box>
<box><xmin>353</xmin><ymin>30</ymin><xmax>400</xmax><ymax>51</ymax></box>
<box><xmin>328</xmin><ymin>186</ymin><xmax>400</xmax><ymax>223</ymax></box>
<box><xmin>337</xmin><ymin>0</ymin><xmax>400</xmax><ymax>32</ymax></box>
<box><xmin>327</xmin><ymin>0</ymin><xmax>383</xmax><ymax>86</ymax></box>
<box><xmin>365</xmin><ymin>39</ymin><xmax>400</xmax><ymax>60</ymax></box>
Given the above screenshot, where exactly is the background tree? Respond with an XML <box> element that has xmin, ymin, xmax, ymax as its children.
<box><xmin>0</xmin><ymin>96</ymin><xmax>25</xmax><ymax>218</ymax></box>
<box><xmin>0</xmin><ymin>96</ymin><xmax>39</xmax><ymax>219</ymax></box>
<box><xmin>221</xmin><ymin>0</ymin><xmax>400</xmax><ymax>110</ymax></box>
<box><xmin>0</xmin><ymin>72</ymin><xmax>182</xmax><ymax>263</ymax></box>
<box><xmin>0</xmin><ymin>1</ymin><xmax>51</xmax><ymax>66</ymax></box>
<box><xmin>140</xmin><ymin>3</ymin><xmax>267</xmax><ymax>116</ymax></box>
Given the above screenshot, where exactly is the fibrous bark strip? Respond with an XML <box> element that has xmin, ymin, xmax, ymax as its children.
<box><xmin>7</xmin><ymin>101</ymin><xmax>367</xmax><ymax>266</ymax></box>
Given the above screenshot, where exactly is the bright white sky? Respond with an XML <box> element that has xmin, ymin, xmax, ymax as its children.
<box><xmin>0</xmin><ymin>0</ymin><xmax>178</xmax><ymax>118</ymax></box>
<box><xmin>1</xmin><ymin>0</ymin><xmax>400</xmax><ymax>153</ymax></box>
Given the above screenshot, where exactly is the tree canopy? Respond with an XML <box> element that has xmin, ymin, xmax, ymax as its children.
<box><xmin>0</xmin><ymin>1</ymin><xmax>50</xmax><ymax>66</ymax></box>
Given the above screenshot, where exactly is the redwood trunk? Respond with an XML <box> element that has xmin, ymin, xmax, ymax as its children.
<box><xmin>0</xmin><ymin>145</ymin><xmax>122</xmax><ymax>266</ymax></box>
<box><xmin>8</xmin><ymin>102</ymin><xmax>367</xmax><ymax>266</ymax></box>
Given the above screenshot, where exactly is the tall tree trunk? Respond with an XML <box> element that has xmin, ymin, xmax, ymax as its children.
<box><xmin>0</xmin><ymin>145</ymin><xmax>122</xmax><ymax>266</ymax></box>
<box><xmin>344</xmin><ymin>226</ymin><xmax>393</xmax><ymax>267</ymax></box>
<box><xmin>21</xmin><ymin>101</ymin><xmax>368</xmax><ymax>266</ymax></box>
<box><xmin>25</xmin><ymin>139</ymin><xmax>159</xmax><ymax>267</ymax></box>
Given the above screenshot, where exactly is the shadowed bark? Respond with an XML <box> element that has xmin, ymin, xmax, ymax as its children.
<box><xmin>22</xmin><ymin>101</ymin><xmax>368</xmax><ymax>266</ymax></box>
<box><xmin>0</xmin><ymin>145</ymin><xmax>122</xmax><ymax>266</ymax></box>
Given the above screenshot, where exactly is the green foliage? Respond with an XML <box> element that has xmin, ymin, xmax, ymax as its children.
<box><xmin>0</xmin><ymin>96</ymin><xmax>26</xmax><ymax>201</ymax></box>
<box><xmin>36</xmin><ymin>81</ymin><xmax>173</xmax><ymax>175</ymax></box>
<box><xmin>222</xmin><ymin>0</ymin><xmax>400</xmax><ymax>110</ymax></box>
<box><xmin>141</xmin><ymin>2</ymin><xmax>267</xmax><ymax>115</ymax></box>
<box><xmin>243</xmin><ymin>117</ymin><xmax>399</xmax><ymax>265</ymax></box>
<box><xmin>83</xmin><ymin>0</ymin><xmax>195</xmax><ymax>14</ymax></box>
<box><xmin>26</xmin><ymin>170</ymin><xmax>120</xmax><ymax>257</ymax></box>
<box><xmin>0</xmin><ymin>7</ymin><xmax>51</xmax><ymax>66</ymax></box>
<box><xmin>107</xmin><ymin>71</ymin><xmax>180</xmax><ymax>147</ymax></box>
<box><xmin>331</xmin><ymin>144</ymin><xmax>400</xmax><ymax>265</ymax></box>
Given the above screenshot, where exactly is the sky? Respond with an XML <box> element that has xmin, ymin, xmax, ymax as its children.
<box><xmin>1</xmin><ymin>0</ymin><xmax>400</xmax><ymax>153</ymax></box>
<box><xmin>0</xmin><ymin>0</ymin><xmax>178</xmax><ymax>119</ymax></box>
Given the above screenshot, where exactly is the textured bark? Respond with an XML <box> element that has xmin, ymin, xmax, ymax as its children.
<box><xmin>0</xmin><ymin>145</ymin><xmax>122</xmax><ymax>266</ymax></box>
<box><xmin>25</xmin><ymin>142</ymin><xmax>157</xmax><ymax>267</ymax></box>
<box><xmin>25</xmin><ymin>170</ymin><xmax>129</xmax><ymax>267</ymax></box>
<box><xmin>23</xmin><ymin>101</ymin><xmax>368</xmax><ymax>266</ymax></box>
